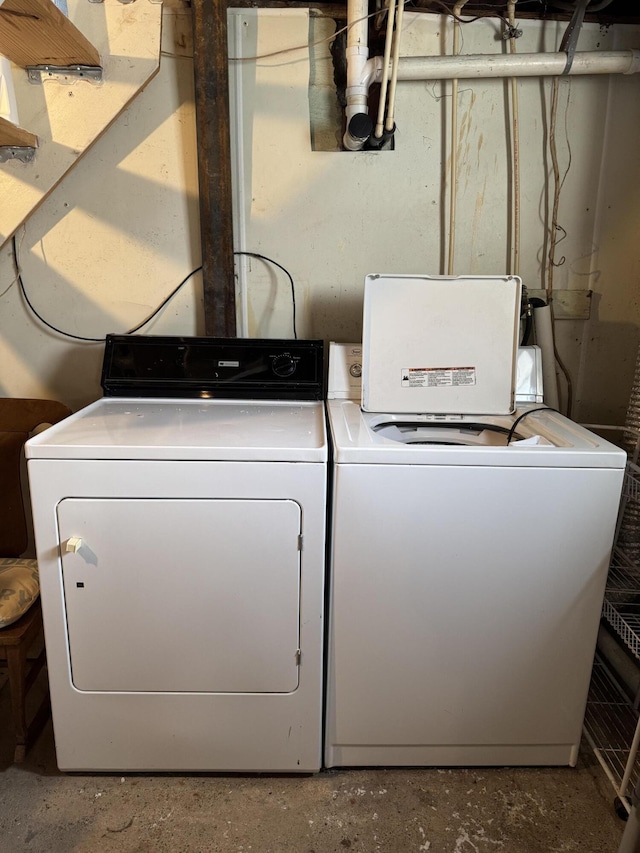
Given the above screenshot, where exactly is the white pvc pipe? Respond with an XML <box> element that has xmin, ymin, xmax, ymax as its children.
<box><xmin>385</xmin><ymin>0</ymin><xmax>405</xmax><ymax>133</ymax></box>
<box><xmin>533</xmin><ymin>305</ymin><xmax>560</xmax><ymax>410</ymax></box>
<box><xmin>374</xmin><ymin>0</ymin><xmax>397</xmax><ymax>139</ymax></box>
<box><xmin>342</xmin><ymin>0</ymin><xmax>383</xmax><ymax>151</ymax></box>
<box><xmin>372</xmin><ymin>50</ymin><xmax>640</xmax><ymax>81</ymax></box>
<box><xmin>447</xmin><ymin>1</ymin><xmax>468</xmax><ymax>276</ymax></box>
<box><xmin>507</xmin><ymin>0</ymin><xmax>521</xmax><ymax>278</ymax></box>
<box><xmin>343</xmin><ymin>0</ymin><xmax>371</xmax><ymax>150</ymax></box>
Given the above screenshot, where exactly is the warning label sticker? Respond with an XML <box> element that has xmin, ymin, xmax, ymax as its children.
<box><xmin>401</xmin><ymin>367</ymin><xmax>476</xmax><ymax>388</ymax></box>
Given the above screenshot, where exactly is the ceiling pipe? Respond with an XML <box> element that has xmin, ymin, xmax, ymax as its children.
<box><xmin>372</xmin><ymin>49</ymin><xmax>640</xmax><ymax>81</ymax></box>
<box><xmin>341</xmin><ymin>7</ymin><xmax>639</xmax><ymax>151</ymax></box>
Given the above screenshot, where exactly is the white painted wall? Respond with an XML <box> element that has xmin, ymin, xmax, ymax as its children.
<box><xmin>230</xmin><ymin>10</ymin><xmax>640</xmax><ymax>424</ymax></box>
<box><xmin>0</xmin><ymin>5</ymin><xmax>638</xmax><ymax>423</ymax></box>
<box><xmin>0</xmin><ymin>3</ymin><xmax>200</xmax><ymax>410</ymax></box>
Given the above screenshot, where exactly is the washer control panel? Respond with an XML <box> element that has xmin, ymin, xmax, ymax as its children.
<box><xmin>327</xmin><ymin>343</ymin><xmax>362</xmax><ymax>401</ymax></box>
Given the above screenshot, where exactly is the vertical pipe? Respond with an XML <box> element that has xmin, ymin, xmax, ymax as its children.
<box><xmin>447</xmin><ymin>2</ymin><xmax>468</xmax><ymax>276</ymax></box>
<box><xmin>345</xmin><ymin>0</ymin><xmax>370</xmax><ymax>124</ymax></box>
<box><xmin>229</xmin><ymin>13</ymin><xmax>249</xmax><ymax>336</ymax></box>
<box><xmin>374</xmin><ymin>0</ymin><xmax>397</xmax><ymax>139</ymax></box>
<box><xmin>385</xmin><ymin>0</ymin><xmax>405</xmax><ymax>133</ymax></box>
<box><xmin>347</xmin><ymin>0</ymin><xmax>368</xmax><ymax>54</ymax></box>
<box><xmin>533</xmin><ymin>305</ymin><xmax>560</xmax><ymax>409</ymax></box>
<box><xmin>507</xmin><ymin>1</ymin><xmax>520</xmax><ymax>277</ymax></box>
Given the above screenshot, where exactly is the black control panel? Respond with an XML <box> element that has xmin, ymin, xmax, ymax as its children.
<box><xmin>101</xmin><ymin>335</ymin><xmax>324</xmax><ymax>400</ymax></box>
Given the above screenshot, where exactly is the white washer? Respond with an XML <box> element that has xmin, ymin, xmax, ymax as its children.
<box><xmin>26</xmin><ymin>336</ymin><xmax>327</xmax><ymax>772</ymax></box>
<box><xmin>325</xmin><ymin>343</ymin><xmax>626</xmax><ymax>768</ymax></box>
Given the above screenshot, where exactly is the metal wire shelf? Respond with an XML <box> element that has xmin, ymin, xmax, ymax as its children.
<box><xmin>584</xmin><ymin>656</ymin><xmax>639</xmax><ymax>813</ymax></box>
<box><xmin>603</xmin><ymin>596</ymin><xmax>640</xmax><ymax>662</ymax></box>
<box><xmin>623</xmin><ymin>461</ymin><xmax>640</xmax><ymax>504</ymax></box>
<box><xmin>585</xmin><ymin>459</ymin><xmax>640</xmax><ymax>812</ymax></box>
<box><xmin>603</xmin><ymin>464</ymin><xmax>640</xmax><ymax>661</ymax></box>
<box><xmin>607</xmin><ymin>555</ymin><xmax>640</xmax><ymax>594</ymax></box>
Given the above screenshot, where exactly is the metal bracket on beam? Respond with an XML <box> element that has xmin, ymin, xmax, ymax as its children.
<box><xmin>560</xmin><ymin>0</ymin><xmax>589</xmax><ymax>75</ymax></box>
<box><xmin>0</xmin><ymin>146</ymin><xmax>36</xmax><ymax>164</ymax></box>
<box><xmin>26</xmin><ymin>64</ymin><xmax>103</xmax><ymax>84</ymax></box>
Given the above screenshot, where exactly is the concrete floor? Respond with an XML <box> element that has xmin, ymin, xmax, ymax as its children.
<box><xmin>0</xmin><ymin>672</ymin><xmax>626</xmax><ymax>853</ymax></box>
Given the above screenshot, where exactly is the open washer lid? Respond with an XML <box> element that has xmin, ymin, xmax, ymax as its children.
<box><xmin>362</xmin><ymin>274</ymin><xmax>522</xmax><ymax>415</ymax></box>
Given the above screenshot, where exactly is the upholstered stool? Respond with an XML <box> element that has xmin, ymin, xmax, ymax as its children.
<box><xmin>0</xmin><ymin>399</ymin><xmax>71</xmax><ymax>762</ymax></box>
<box><xmin>0</xmin><ymin>561</ymin><xmax>48</xmax><ymax>762</ymax></box>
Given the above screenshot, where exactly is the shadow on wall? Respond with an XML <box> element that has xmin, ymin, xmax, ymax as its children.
<box><xmin>46</xmin><ymin>342</ymin><xmax>105</xmax><ymax>413</ymax></box>
<box><xmin>307</xmin><ymin>289</ymin><xmax>363</xmax><ymax>344</ymax></box>
<box><xmin>576</xmin><ymin>299</ymin><xmax>640</xmax><ymax>426</ymax></box>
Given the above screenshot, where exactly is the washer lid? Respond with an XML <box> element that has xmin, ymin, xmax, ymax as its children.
<box><xmin>25</xmin><ymin>398</ymin><xmax>327</xmax><ymax>462</ymax></box>
<box><xmin>327</xmin><ymin>400</ymin><xmax>626</xmax><ymax>468</ymax></box>
<box><xmin>362</xmin><ymin>274</ymin><xmax>522</xmax><ymax>415</ymax></box>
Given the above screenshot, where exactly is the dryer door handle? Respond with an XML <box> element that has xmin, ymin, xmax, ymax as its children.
<box><xmin>65</xmin><ymin>537</ymin><xmax>83</xmax><ymax>554</ymax></box>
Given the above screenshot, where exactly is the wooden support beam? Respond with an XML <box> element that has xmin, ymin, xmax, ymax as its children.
<box><xmin>0</xmin><ymin>0</ymin><xmax>100</xmax><ymax>68</ymax></box>
<box><xmin>188</xmin><ymin>1</ymin><xmax>342</xmax><ymax>338</ymax></box>
<box><xmin>0</xmin><ymin>116</ymin><xmax>37</xmax><ymax>149</ymax></box>
<box><xmin>192</xmin><ymin>0</ymin><xmax>237</xmax><ymax>338</ymax></box>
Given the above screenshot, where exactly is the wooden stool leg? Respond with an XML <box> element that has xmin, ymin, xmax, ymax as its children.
<box><xmin>6</xmin><ymin>643</ymin><xmax>29</xmax><ymax>763</ymax></box>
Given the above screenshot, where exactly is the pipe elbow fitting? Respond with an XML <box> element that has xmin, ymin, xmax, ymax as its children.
<box><xmin>343</xmin><ymin>112</ymin><xmax>374</xmax><ymax>151</ymax></box>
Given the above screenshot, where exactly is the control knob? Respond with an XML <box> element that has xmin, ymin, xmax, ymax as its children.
<box><xmin>272</xmin><ymin>354</ymin><xmax>297</xmax><ymax>377</ymax></box>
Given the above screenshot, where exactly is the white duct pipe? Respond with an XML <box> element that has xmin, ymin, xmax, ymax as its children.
<box><xmin>343</xmin><ymin>0</ymin><xmax>373</xmax><ymax>151</ymax></box>
<box><xmin>533</xmin><ymin>305</ymin><xmax>560</xmax><ymax>410</ymax></box>
<box><xmin>372</xmin><ymin>50</ymin><xmax>640</xmax><ymax>81</ymax></box>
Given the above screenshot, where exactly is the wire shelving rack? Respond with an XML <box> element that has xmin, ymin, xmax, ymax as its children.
<box><xmin>584</xmin><ymin>459</ymin><xmax>640</xmax><ymax>814</ymax></box>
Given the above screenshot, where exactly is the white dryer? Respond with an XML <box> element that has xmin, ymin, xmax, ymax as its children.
<box><xmin>325</xmin><ymin>342</ymin><xmax>626</xmax><ymax>768</ymax></box>
<box><xmin>26</xmin><ymin>335</ymin><xmax>327</xmax><ymax>773</ymax></box>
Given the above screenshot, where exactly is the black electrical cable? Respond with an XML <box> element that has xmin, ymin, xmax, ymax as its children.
<box><xmin>14</xmin><ymin>236</ymin><xmax>101</xmax><ymax>341</ymax></box>
<box><xmin>124</xmin><ymin>265</ymin><xmax>203</xmax><ymax>334</ymax></box>
<box><xmin>406</xmin><ymin>440</ymin><xmax>469</xmax><ymax>445</ymax></box>
<box><xmin>234</xmin><ymin>251</ymin><xmax>297</xmax><ymax>339</ymax></box>
<box><xmin>506</xmin><ymin>406</ymin><xmax>558</xmax><ymax>444</ymax></box>
<box><xmin>11</xmin><ymin>235</ymin><xmax>203</xmax><ymax>342</ymax></box>
<box><xmin>12</xmin><ymin>239</ymin><xmax>298</xmax><ymax>342</ymax></box>
<box><xmin>520</xmin><ymin>309</ymin><xmax>533</xmax><ymax>345</ymax></box>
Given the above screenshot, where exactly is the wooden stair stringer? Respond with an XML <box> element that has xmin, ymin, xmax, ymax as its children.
<box><xmin>0</xmin><ymin>0</ymin><xmax>162</xmax><ymax>248</ymax></box>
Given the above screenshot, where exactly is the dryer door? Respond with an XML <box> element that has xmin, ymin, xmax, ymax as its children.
<box><xmin>57</xmin><ymin>498</ymin><xmax>301</xmax><ymax>694</ymax></box>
